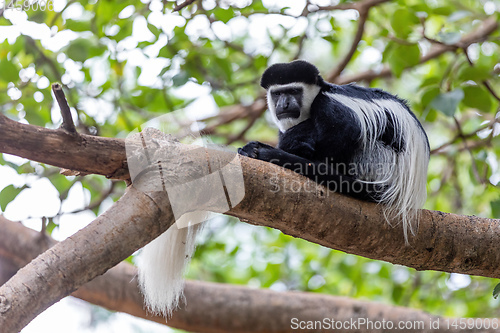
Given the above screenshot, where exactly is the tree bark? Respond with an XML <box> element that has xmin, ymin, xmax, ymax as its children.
<box><xmin>0</xmin><ymin>187</ymin><xmax>173</xmax><ymax>332</ymax></box>
<box><xmin>1</xmin><ymin>115</ymin><xmax>499</xmax><ymax>277</ymax></box>
<box><xmin>0</xmin><ymin>216</ymin><xmax>494</xmax><ymax>333</ymax></box>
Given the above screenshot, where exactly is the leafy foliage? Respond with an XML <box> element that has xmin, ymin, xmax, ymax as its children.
<box><xmin>0</xmin><ymin>0</ymin><xmax>499</xmax><ymax>329</ymax></box>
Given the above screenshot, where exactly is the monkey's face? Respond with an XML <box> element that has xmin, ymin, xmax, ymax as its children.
<box><xmin>270</xmin><ymin>86</ymin><xmax>303</xmax><ymax>120</ymax></box>
<box><xmin>267</xmin><ymin>82</ymin><xmax>321</xmax><ymax>132</ymax></box>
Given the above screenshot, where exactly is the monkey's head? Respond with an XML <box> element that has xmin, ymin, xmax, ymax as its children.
<box><xmin>261</xmin><ymin>60</ymin><xmax>324</xmax><ymax>132</ymax></box>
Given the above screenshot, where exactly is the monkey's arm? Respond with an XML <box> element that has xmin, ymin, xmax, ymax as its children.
<box><xmin>238</xmin><ymin>141</ymin><xmax>381</xmax><ymax>202</ymax></box>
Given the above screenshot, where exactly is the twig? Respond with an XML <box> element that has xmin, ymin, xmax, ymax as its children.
<box><xmin>453</xmin><ymin>116</ymin><xmax>484</xmax><ymax>184</ymax></box>
<box><xmin>40</xmin><ymin>216</ymin><xmax>47</xmax><ymax>236</ymax></box>
<box><xmin>173</xmin><ymin>0</ymin><xmax>197</xmax><ymax>12</ymax></box>
<box><xmin>52</xmin><ymin>83</ymin><xmax>77</xmax><ymax>134</ymax></box>
<box><xmin>26</xmin><ymin>37</ymin><xmax>62</xmax><ymax>82</ymax></box>
<box><xmin>462</xmin><ymin>47</ymin><xmax>500</xmax><ymax>103</ymax></box>
<box><xmin>293</xmin><ymin>33</ymin><xmax>308</xmax><ymax>60</ymax></box>
<box><xmin>311</xmin><ymin>0</ymin><xmax>390</xmax><ymax>13</ymax></box>
<box><xmin>430</xmin><ymin>117</ymin><xmax>498</xmax><ymax>154</ymax></box>
<box><xmin>335</xmin><ymin>17</ymin><xmax>498</xmax><ymax>84</ymax></box>
<box><xmin>327</xmin><ymin>8</ymin><xmax>370</xmax><ymax>81</ymax></box>
<box><xmin>227</xmin><ymin>111</ymin><xmax>261</xmax><ymax>144</ymax></box>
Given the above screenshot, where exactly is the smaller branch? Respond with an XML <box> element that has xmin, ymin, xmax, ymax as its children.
<box><xmin>386</xmin><ymin>35</ymin><xmax>415</xmax><ymax>46</ymax></box>
<box><xmin>452</xmin><ymin>116</ymin><xmax>484</xmax><ymax>184</ymax></box>
<box><xmin>431</xmin><ymin>116</ymin><xmax>499</xmax><ymax>154</ymax></box>
<box><xmin>462</xmin><ymin>47</ymin><xmax>500</xmax><ymax>103</ymax></box>
<box><xmin>203</xmin><ymin>98</ymin><xmax>267</xmax><ymax>135</ymax></box>
<box><xmin>292</xmin><ymin>33</ymin><xmax>308</xmax><ymax>60</ymax></box>
<box><xmin>336</xmin><ymin>17</ymin><xmax>498</xmax><ymax>84</ymax></box>
<box><xmin>312</xmin><ymin>0</ymin><xmax>389</xmax><ymax>12</ymax></box>
<box><xmin>327</xmin><ymin>8</ymin><xmax>370</xmax><ymax>81</ymax></box>
<box><xmin>26</xmin><ymin>37</ymin><xmax>62</xmax><ymax>82</ymax></box>
<box><xmin>52</xmin><ymin>83</ymin><xmax>77</xmax><ymax>134</ymax></box>
<box><xmin>40</xmin><ymin>216</ymin><xmax>47</xmax><ymax>236</ymax></box>
<box><xmin>173</xmin><ymin>0</ymin><xmax>197</xmax><ymax>12</ymax></box>
<box><xmin>227</xmin><ymin>111</ymin><xmax>261</xmax><ymax>144</ymax></box>
<box><xmin>67</xmin><ymin>181</ymin><xmax>118</xmax><ymax>215</ymax></box>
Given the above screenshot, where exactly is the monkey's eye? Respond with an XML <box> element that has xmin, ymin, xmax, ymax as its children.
<box><xmin>271</xmin><ymin>91</ymin><xmax>281</xmax><ymax>97</ymax></box>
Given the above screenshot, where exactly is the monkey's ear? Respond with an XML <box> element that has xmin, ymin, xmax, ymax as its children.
<box><xmin>316</xmin><ymin>74</ymin><xmax>326</xmax><ymax>88</ymax></box>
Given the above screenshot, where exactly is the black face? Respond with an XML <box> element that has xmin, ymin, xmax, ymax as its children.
<box><xmin>270</xmin><ymin>86</ymin><xmax>303</xmax><ymax>120</ymax></box>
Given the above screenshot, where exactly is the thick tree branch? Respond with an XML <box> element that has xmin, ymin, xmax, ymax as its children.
<box><xmin>1</xmin><ymin>113</ymin><xmax>500</xmax><ymax>276</ymax></box>
<box><xmin>0</xmin><ymin>113</ymin><xmax>129</xmax><ymax>180</ymax></box>
<box><xmin>0</xmin><ymin>187</ymin><xmax>173</xmax><ymax>332</ymax></box>
<box><xmin>1</xmin><ymin>216</ymin><xmax>496</xmax><ymax>333</ymax></box>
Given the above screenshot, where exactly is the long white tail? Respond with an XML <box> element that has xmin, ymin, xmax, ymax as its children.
<box><xmin>136</xmin><ymin>213</ymin><xmax>205</xmax><ymax>317</ymax></box>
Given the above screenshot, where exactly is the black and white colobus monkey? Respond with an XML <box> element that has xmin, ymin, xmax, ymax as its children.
<box><xmin>137</xmin><ymin>60</ymin><xmax>429</xmax><ymax>318</ymax></box>
<box><xmin>239</xmin><ymin>60</ymin><xmax>430</xmax><ymax>238</ymax></box>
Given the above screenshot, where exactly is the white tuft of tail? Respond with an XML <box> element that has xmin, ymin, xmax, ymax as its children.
<box><xmin>136</xmin><ymin>212</ymin><xmax>206</xmax><ymax>317</ymax></box>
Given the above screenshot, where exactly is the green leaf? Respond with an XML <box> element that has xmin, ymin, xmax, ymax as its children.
<box><xmin>419</xmin><ymin>76</ymin><xmax>440</xmax><ymax>88</ymax></box>
<box><xmin>64</xmin><ymin>38</ymin><xmax>105</xmax><ymax>62</ymax></box>
<box><xmin>159</xmin><ymin>66</ymin><xmax>169</xmax><ymax>77</ymax></box>
<box><xmin>9</xmin><ymin>37</ymin><xmax>24</xmax><ymax>57</ymax></box>
<box><xmin>430</xmin><ymin>89</ymin><xmax>464</xmax><ymax>117</ymax></box>
<box><xmin>492</xmin><ymin>199</ymin><xmax>500</xmax><ymax>218</ymax></box>
<box><xmin>433</xmin><ymin>6</ymin><xmax>453</xmax><ymax>16</ymax></box>
<box><xmin>172</xmin><ymin>71</ymin><xmax>189</xmax><ymax>86</ymax></box>
<box><xmin>0</xmin><ymin>185</ymin><xmax>26</xmax><ymax>211</ymax></box>
<box><xmin>421</xmin><ymin>86</ymin><xmax>440</xmax><ymax>108</ymax></box>
<box><xmin>391</xmin><ymin>9</ymin><xmax>419</xmax><ymax>39</ymax></box>
<box><xmin>0</xmin><ymin>59</ymin><xmax>19</xmax><ymax>83</ymax></box>
<box><xmin>457</xmin><ymin>66</ymin><xmax>491</xmax><ymax>82</ymax></box>
<box><xmin>493</xmin><ymin>282</ymin><xmax>500</xmax><ymax>299</ymax></box>
<box><xmin>147</xmin><ymin>23</ymin><xmax>160</xmax><ymax>37</ymax></box>
<box><xmin>28</xmin><ymin>11</ymin><xmax>47</xmax><ymax>24</ymax></box>
<box><xmin>65</xmin><ymin>39</ymin><xmax>91</xmax><ymax>62</ymax></box>
<box><xmin>111</xmin><ymin>20</ymin><xmax>133</xmax><ymax>42</ymax></box>
<box><xmin>0</xmin><ymin>16</ymin><xmax>12</xmax><ymax>26</ymax></box>
<box><xmin>462</xmin><ymin>85</ymin><xmax>492</xmax><ymax>112</ymax></box>
<box><xmin>385</xmin><ymin>43</ymin><xmax>420</xmax><ymax>77</ymax></box>
<box><xmin>213</xmin><ymin>8</ymin><xmax>234</xmax><ymax>23</ymax></box>
<box><xmin>158</xmin><ymin>45</ymin><xmax>174</xmax><ymax>58</ymax></box>
<box><xmin>65</xmin><ymin>19</ymin><xmax>92</xmax><ymax>32</ymax></box>
<box><xmin>50</xmin><ymin>174</ymin><xmax>73</xmax><ymax>193</ymax></box>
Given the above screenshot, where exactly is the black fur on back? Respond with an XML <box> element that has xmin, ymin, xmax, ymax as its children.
<box><xmin>260</xmin><ymin>60</ymin><xmax>324</xmax><ymax>89</ymax></box>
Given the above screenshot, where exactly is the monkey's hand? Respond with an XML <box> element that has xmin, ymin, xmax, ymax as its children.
<box><xmin>238</xmin><ymin>141</ymin><xmax>277</xmax><ymax>161</ymax></box>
